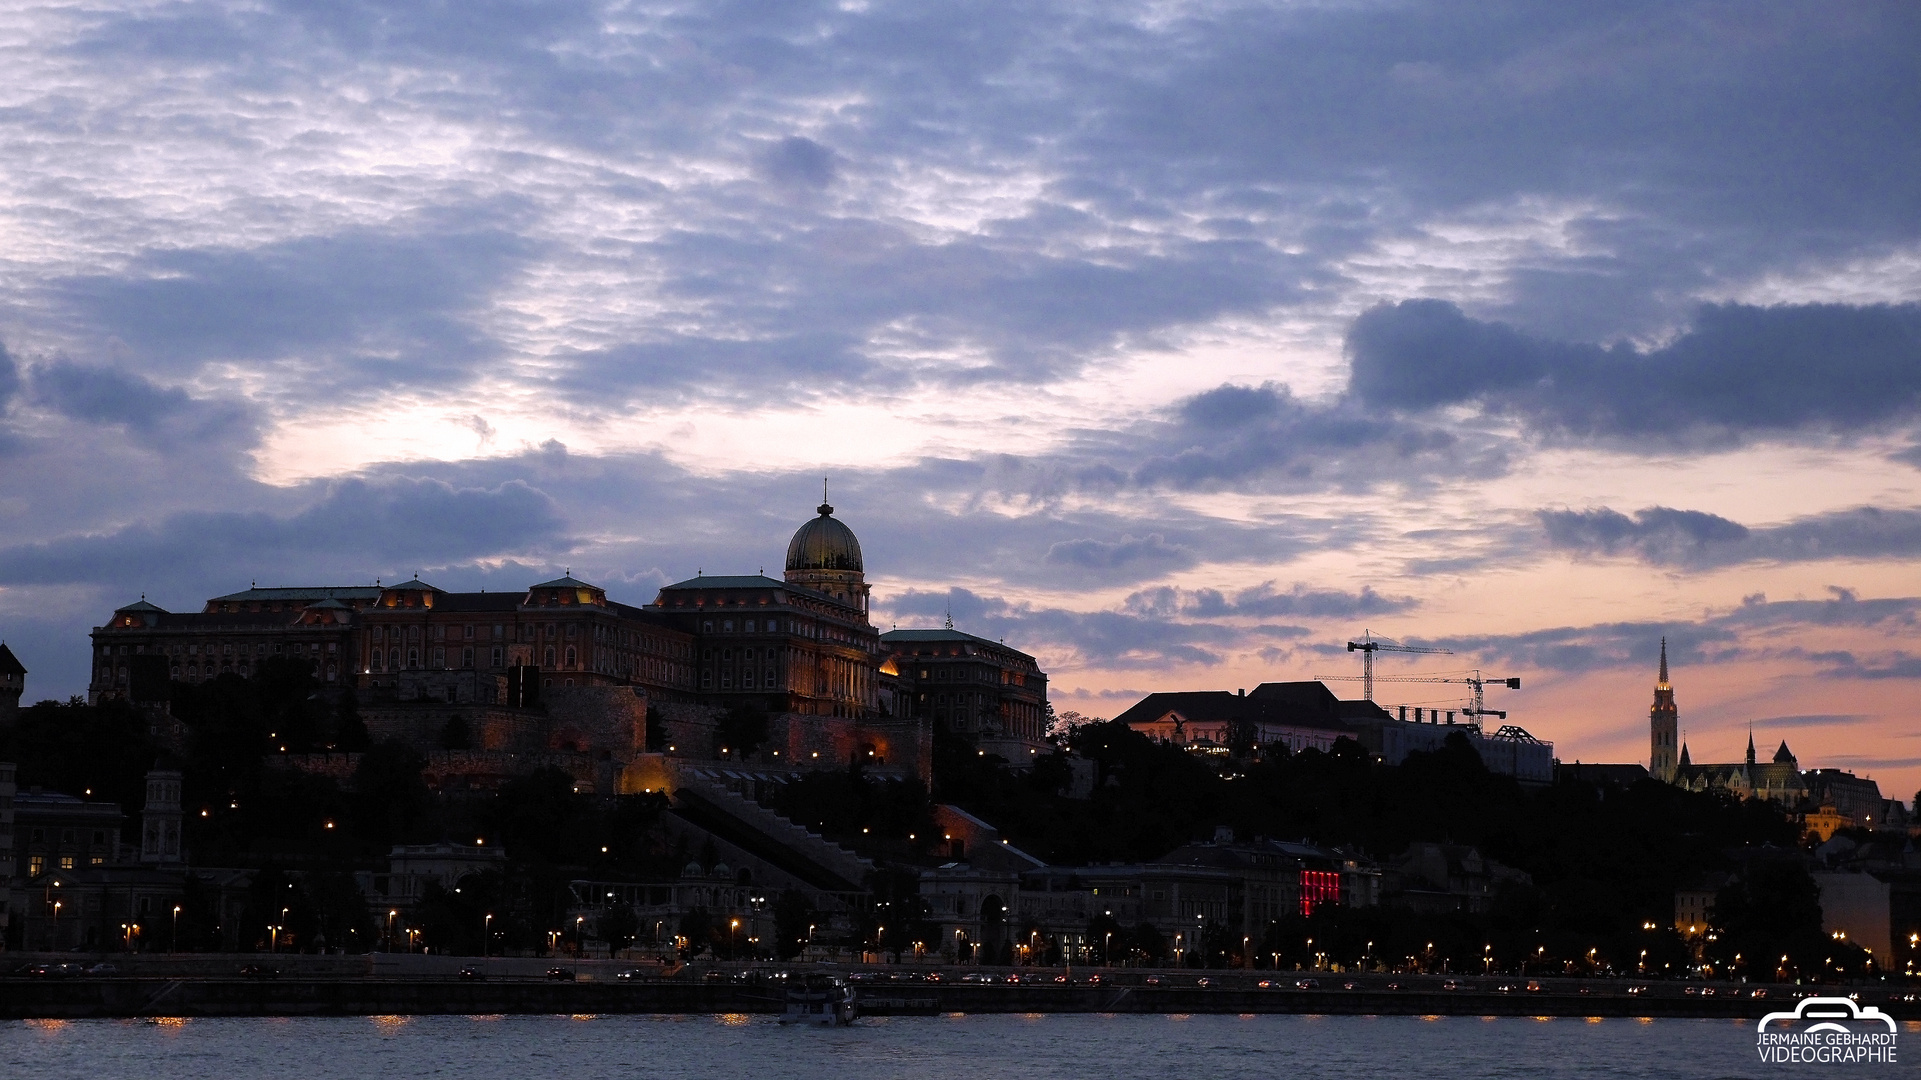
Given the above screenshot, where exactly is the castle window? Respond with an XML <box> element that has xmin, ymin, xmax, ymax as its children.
<box><xmin>565</xmin><ymin>647</ymin><xmax>577</xmax><ymax>667</ymax></box>
<box><xmin>491</xmin><ymin>647</ymin><xmax>502</xmax><ymax>667</ymax></box>
<box><xmin>723</xmin><ymin>620</ymin><xmax>735</xmax><ymax>632</ymax></box>
<box><xmin>464</xmin><ymin>625</ymin><xmax>474</xmax><ymax>640</ymax></box>
<box><xmin>408</xmin><ymin>626</ymin><xmax>420</xmax><ymax>642</ymax></box>
<box><xmin>434</xmin><ymin>625</ymin><xmax>446</xmax><ymax>641</ymax></box>
<box><xmin>463</xmin><ymin>647</ymin><xmax>474</xmax><ymax>668</ymax></box>
<box><xmin>544</xmin><ymin>646</ymin><xmax>556</xmax><ymax>667</ymax></box>
<box><xmin>494</xmin><ymin>625</ymin><xmax>504</xmax><ymax>639</ymax></box>
<box><xmin>566</xmin><ymin>624</ymin><xmax>578</xmax><ymax>639</ymax></box>
<box><xmin>408</xmin><ymin>648</ymin><xmax>419</xmax><ymax>668</ymax></box>
<box><xmin>743</xmin><ymin>673</ymin><xmax>755</xmax><ymax>688</ymax></box>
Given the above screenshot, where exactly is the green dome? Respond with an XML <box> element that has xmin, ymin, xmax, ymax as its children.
<box><xmin>786</xmin><ymin>503</ymin><xmax>863</xmax><ymax>573</ymax></box>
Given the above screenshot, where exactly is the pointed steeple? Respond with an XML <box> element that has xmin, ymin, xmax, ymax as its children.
<box><xmin>1745</xmin><ymin>725</ymin><xmax>1756</xmax><ymax>767</ymax></box>
<box><xmin>1658</xmin><ymin>637</ymin><xmax>1669</xmax><ymax>687</ymax></box>
<box><xmin>1679</xmin><ymin>743</ymin><xmax>1691</xmax><ymax>767</ymax></box>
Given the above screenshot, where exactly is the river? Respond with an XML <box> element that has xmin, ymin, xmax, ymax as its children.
<box><xmin>4</xmin><ymin>1011</ymin><xmax>1913</xmax><ymax>1079</ymax></box>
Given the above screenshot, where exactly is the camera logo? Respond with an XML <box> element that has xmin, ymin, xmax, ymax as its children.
<box><xmin>1756</xmin><ymin>997</ymin><xmax>1898</xmax><ymax>1065</ymax></box>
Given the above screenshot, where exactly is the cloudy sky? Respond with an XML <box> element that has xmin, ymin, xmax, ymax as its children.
<box><xmin>1</xmin><ymin>0</ymin><xmax>1918</xmax><ymax>796</ymax></box>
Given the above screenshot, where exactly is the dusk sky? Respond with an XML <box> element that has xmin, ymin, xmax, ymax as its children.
<box><xmin>1</xmin><ymin>2</ymin><xmax>1918</xmax><ymax>795</ymax></box>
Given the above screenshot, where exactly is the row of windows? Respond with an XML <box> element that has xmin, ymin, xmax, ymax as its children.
<box><xmin>100</xmin><ymin>641</ymin><xmax>335</xmax><ymax>657</ymax></box>
<box><xmin>27</xmin><ymin>854</ymin><xmax>101</xmax><ymax>874</ymax></box>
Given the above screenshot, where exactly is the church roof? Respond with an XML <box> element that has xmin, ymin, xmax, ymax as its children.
<box><xmin>1774</xmin><ymin>740</ymin><xmax>1795</xmax><ymax>764</ymax></box>
<box><xmin>660</xmin><ymin>574</ymin><xmax>789</xmax><ymax>591</ymax></box>
<box><xmin>1114</xmin><ymin>686</ymin><xmax>1356</xmax><ymax>733</ymax></box>
<box><xmin>115</xmin><ymin>599</ymin><xmax>167</xmax><ymax>613</ymax></box>
<box><xmin>385</xmin><ymin>578</ymin><xmax>441</xmax><ymax>592</ymax></box>
<box><xmin>209</xmin><ymin>586</ymin><xmax>383</xmax><ymax>604</ymax></box>
<box><xmin>786</xmin><ymin>502</ymin><xmax>863</xmax><ymax>573</ymax></box>
<box><xmin>0</xmin><ymin>641</ymin><xmax>23</xmax><ymax>675</ymax></box>
<box><xmin>531</xmin><ymin>575</ymin><xmax>598</xmax><ymax>590</ymax></box>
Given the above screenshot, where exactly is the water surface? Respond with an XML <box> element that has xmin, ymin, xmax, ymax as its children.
<box><xmin>4</xmin><ymin>1012</ymin><xmax>1911</xmax><ymax>1079</ymax></box>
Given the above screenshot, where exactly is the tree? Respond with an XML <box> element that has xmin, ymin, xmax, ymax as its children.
<box><xmin>439</xmin><ymin>715</ymin><xmax>473</xmax><ymax>750</ymax></box>
<box><xmin>716</xmin><ymin>701</ymin><xmax>769</xmax><ymax>759</ymax></box>
<box><xmin>645</xmin><ymin>705</ymin><xmax>669</xmax><ymax>752</ymax></box>
<box><xmin>349</xmin><ymin>741</ymin><xmax>429</xmax><ymax>847</ymax></box>
<box><xmin>773</xmin><ymin>889</ymin><xmax>815</xmax><ymax>959</ymax></box>
<box><xmin>596</xmin><ymin>904</ymin><xmax>640</xmax><ymax>952</ymax></box>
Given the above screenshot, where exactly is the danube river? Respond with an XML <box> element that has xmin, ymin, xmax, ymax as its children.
<box><xmin>6</xmin><ymin>1012</ymin><xmax>1916</xmax><ymax>1079</ymax></box>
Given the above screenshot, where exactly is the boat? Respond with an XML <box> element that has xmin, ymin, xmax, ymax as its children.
<box><xmin>778</xmin><ymin>973</ymin><xmax>857</xmax><ymax>1026</ymax></box>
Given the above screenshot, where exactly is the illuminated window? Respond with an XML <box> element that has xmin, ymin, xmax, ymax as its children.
<box><xmin>58</xmin><ymin>856</ymin><xmax>74</xmax><ymax>870</ymax></box>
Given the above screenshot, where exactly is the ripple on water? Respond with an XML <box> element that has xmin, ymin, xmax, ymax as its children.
<box><xmin>0</xmin><ymin>1012</ymin><xmax>1907</xmax><ymax>1080</ymax></box>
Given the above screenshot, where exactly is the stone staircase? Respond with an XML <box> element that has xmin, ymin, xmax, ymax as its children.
<box><xmin>671</xmin><ymin>775</ymin><xmax>876</xmax><ymax>891</ymax></box>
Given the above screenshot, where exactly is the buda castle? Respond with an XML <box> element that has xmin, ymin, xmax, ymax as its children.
<box><xmin>83</xmin><ymin>500</ymin><xmax>1052</xmax><ymax>790</ymax></box>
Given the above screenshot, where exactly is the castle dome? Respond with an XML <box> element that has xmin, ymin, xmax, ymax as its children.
<box><xmin>786</xmin><ymin>502</ymin><xmax>864</xmax><ymax>573</ymax></box>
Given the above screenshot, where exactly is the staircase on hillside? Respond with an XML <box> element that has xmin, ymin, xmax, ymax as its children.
<box><xmin>670</xmin><ymin>775</ymin><xmax>876</xmax><ymax>893</ymax></box>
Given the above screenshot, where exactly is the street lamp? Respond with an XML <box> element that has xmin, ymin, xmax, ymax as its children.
<box><xmin>387</xmin><ymin>910</ymin><xmax>398</xmax><ymax>952</ymax></box>
<box><xmin>172</xmin><ymin>905</ymin><xmax>182</xmax><ymax>955</ymax></box>
<box><xmin>731</xmin><ymin>918</ymin><xmax>740</xmax><ymax>960</ymax></box>
<box><xmin>485</xmin><ymin>913</ymin><xmax>494</xmax><ymax>958</ymax></box>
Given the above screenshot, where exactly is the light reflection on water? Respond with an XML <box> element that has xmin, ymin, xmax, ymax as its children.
<box><xmin>1</xmin><ymin>1012</ymin><xmax>1914</xmax><ymax>1080</ymax></box>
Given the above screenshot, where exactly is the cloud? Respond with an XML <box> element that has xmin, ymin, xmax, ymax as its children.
<box><xmin>52</xmin><ymin>223</ymin><xmax>532</xmax><ymax>395</ymax></box>
<box><xmin>1542</xmin><ymin>504</ymin><xmax>1921</xmax><ymax>568</ymax></box>
<box><xmin>1127</xmin><ymin>381</ymin><xmax>1506</xmax><ymax>492</ymax></box>
<box><xmin>1044</xmin><ymin>533</ymin><xmax>1191</xmax><ymax>570</ymax></box>
<box><xmin>756</xmin><ymin>136</ymin><xmax>839</xmax><ymax>190</ymax></box>
<box><xmin>1348</xmin><ymin>300</ymin><xmax>1921</xmax><ymax>446</ymax></box>
<box><xmin>28</xmin><ymin>359</ymin><xmax>259</xmax><ymax>451</ymax></box>
<box><xmin>0</xmin><ymin>343</ymin><xmax>18</xmax><ymax>407</ymax></box>
<box><xmin>1123</xmin><ymin>582</ymin><xmax>1415</xmax><ymax>620</ymax></box>
<box><xmin>0</xmin><ymin>476</ymin><xmax>568</xmax><ymax>599</ymax></box>
<box><xmin>1748</xmin><ymin>714</ymin><xmax>1870</xmax><ymax>729</ymax></box>
<box><xmin>1436</xmin><ymin>590</ymin><xmax>1921</xmax><ymax>675</ymax></box>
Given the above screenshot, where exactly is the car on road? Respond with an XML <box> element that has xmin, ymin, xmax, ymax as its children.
<box><xmin>1196</xmin><ymin>978</ymin><xmax>1212</xmax><ymax>988</ymax></box>
<box><xmin>546</xmin><ymin>968</ymin><xmax>576</xmax><ymax>981</ymax></box>
<box><xmin>26</xmin><ymin>963</ymin><xmax>82</xmax><ymax>979</ymax></box>
<box><xmin>238</xmin><ymin>965</ymin><xmax>278</xmax><ymax>980</ymax></box>
<box><xmin>614</xmin><ymin>969</ymin><xmax>646</xmax><ymax>981</ymax></box>
<box><xmin>1441</xmin><ymin>979</ymin><xmax>1466</xmax><ymax>991</ymax></box>
<box><xmin>1295</xmin><ymin>979</ymin><xmax>1319</xmax><ymax>990</ymax></box>
<box><xmin>458</xmin><ymin>967</ymin><xmax>485</xmax><ymax>981</ymax></box>
<box><xmin>1385</xmin><ymin>982</ymin><xmax>1403</xmax><ymax>991</ymax></box>
<box><xmin>1526</xmin><ymin>980</ymin><xmax>1545</xmax><ymax>992</ymax></box>
<box><xmin>1627</xmin><ymin>985</ymin><xmax>1648</xmax><ymax>995</ymax></box>
<box><xmin>1257</xmin><ymin>980</ymin><xmax>1275</xmax><ymax>989</ymax></box>
<box><xmin>1144</xmin><ymin>975</ymin><xmax>1164</xmax><ymax>986</ymax></box>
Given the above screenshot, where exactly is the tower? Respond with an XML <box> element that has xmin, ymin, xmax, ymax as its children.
<box><xmin>0</xmin><ymin>641</ymin><xmax>23</xmax><ymax>727</ymax></box>
<box><xmin>140</xmin><ymin>765</ymin><xmax>184</xmax><ymax>865</ymax></box>
<box><xmin>1649</xmin><ymin>638</ymin><xmax>1678</xmax><ymax>783</ymax></box>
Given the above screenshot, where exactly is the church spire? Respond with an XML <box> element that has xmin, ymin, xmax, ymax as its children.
<box><xmin>1658</xmin><ymin>637</ymin><xmax>1669</xmax><ymax>687</ymax></box>
<box><xmin>1745</xmin><ymin>724</ymin><xmax>1756</xmax><ymax>767</ymax></box>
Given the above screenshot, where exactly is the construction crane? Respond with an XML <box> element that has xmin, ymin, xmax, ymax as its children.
<box><xmin>1345</xmin><ymin>630</ymin><xmax>1452</xmax><ymax>701</ymax></box>
<box><xmin>1319</xmin><ymin>669</ymin><xmax>1523</xmax><ymax>720</ymax></box>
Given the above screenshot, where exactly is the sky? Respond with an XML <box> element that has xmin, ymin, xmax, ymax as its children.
<box><xmin>1</xmin><ymin>0</ymin><xmax>1918</xmax><ymax>799</ymax></box>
